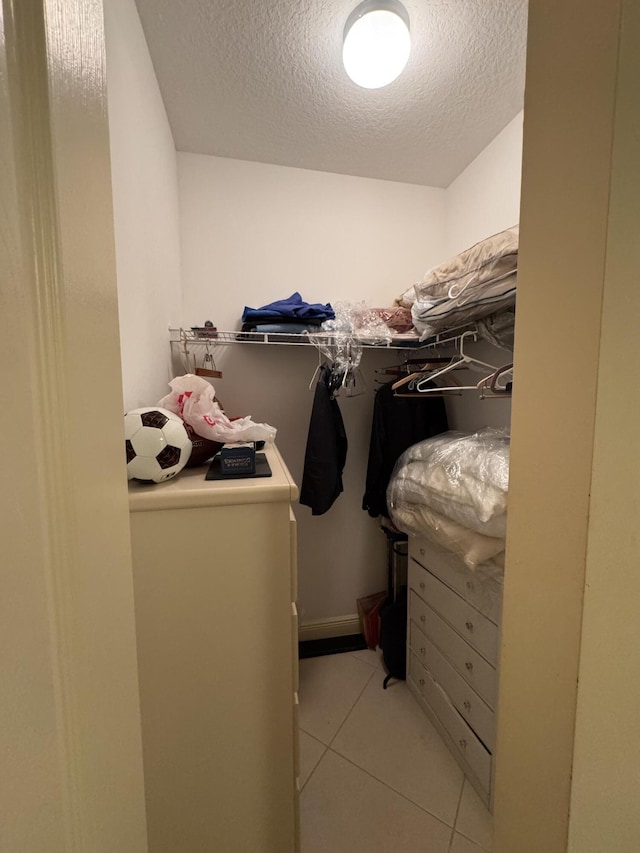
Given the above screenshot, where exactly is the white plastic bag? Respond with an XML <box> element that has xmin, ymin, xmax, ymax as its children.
<box><xmin>158</xmin><ymin>374</ymin><xmax>277</xmax><ymax>444</ymax></box>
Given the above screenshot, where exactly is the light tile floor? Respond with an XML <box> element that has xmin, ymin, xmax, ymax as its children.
<box><xmin>299</xmin><ymin>650</ymin><xmax>492</xmax><ymax>853</ymax></box>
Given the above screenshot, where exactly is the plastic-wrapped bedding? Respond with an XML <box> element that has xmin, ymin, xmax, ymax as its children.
<box><xmin>387</xmin><ymin>428</ymin><xmax>510</xmax><ymax>570</ymax></box>
<box><xmin>397</xmin><ymin>226</ymin><xmax>518</xmax><ymax>340</ymax></box>
<box><xmin>390</xmin><ymin>503</ymin><xmax>506</xmax><ymax>569</ymax></box>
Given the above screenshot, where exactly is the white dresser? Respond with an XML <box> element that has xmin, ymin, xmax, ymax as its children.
<box><xmin>128</xmin><ymin>445</ymin><xmax>300</xmax><ymax>853</ymax></box>
<box><xmin>406</xmin><ymin>537</ymin><xmax>503</xmax><ymax>808</ymax></box>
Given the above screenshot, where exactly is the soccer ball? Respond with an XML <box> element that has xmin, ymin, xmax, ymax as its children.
<box><xmin>124</xmin><ymin>407</ymin><xmax>192</xmax><ymax>483</ymax></box>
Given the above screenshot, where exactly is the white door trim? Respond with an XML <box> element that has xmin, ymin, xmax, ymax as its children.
<box><xmin>1</xmin><ymin>1</ymin><xmax>147</xmax><ymax>849</ymax></box>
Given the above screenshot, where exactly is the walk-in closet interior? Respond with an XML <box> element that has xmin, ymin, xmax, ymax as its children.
<box><xmin>106</xmin><ymin>0</ymin><xmax>526</xmax><ymax>853</ymax></box>
<box><xmin>103</xmin><ymin>0</ymin><xmax>630</xmax><ymax>851</ymax></box>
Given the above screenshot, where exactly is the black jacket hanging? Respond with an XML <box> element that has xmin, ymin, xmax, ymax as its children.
<box><xmin>362</xmin><ymin>379</ymin><xmax>448</xmax><ymax>518</ymax></box>
<box><xmin>300</xmin><ymin>365</ymin><xmax>348</xmax><ymax>516</ymax></box>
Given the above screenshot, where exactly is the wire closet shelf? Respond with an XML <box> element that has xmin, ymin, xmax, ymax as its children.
<box><xmin>168</xmin><ymin>326</ymin><xmax>477</xmax><ymax>351</ymax></box>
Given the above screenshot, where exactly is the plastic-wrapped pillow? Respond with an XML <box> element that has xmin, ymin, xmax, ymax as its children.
<box><xmin>389</xmin><ymin>502</ymin><xmax>505</xmax><ymax>570</ymax></box>
<box><xmin>396</xmin><ymin>226</ymin><xmax>518</xmax><ymax>338</ymax></box>
<box><xmin>387</xmin><ymin>428</ymin><xmax>510</xmax><ymax>538</ymax></box>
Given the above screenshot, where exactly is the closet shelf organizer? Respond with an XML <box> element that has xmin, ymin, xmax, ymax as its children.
<box><xmin>169</xmin><ymin>327</ymin><xmax>471</xmax><ymax>351</ymax></box>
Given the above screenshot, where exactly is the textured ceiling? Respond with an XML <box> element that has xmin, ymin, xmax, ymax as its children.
<box><xmin>134</xmin><ymin>0</ymin><xmax>528</xmax><ymax>188</ymax></box>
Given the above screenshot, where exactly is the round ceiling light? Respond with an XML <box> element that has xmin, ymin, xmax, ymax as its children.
<box><xmin>342</xmin><ymin>0</ymin><xmax>411</xmax><ymax>90</ymax></box>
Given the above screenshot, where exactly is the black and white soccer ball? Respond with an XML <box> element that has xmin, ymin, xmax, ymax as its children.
<box><xmin>124</xmin><ymin>407</ymin><xmax>192</xmax><ymax>483</ymax></box>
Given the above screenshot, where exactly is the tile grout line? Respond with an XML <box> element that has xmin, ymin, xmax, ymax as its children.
<box><xmin>298</xmin><ymin>656</ymin><xmax>378</xmax><ymax>795</ymax></box>
<box><xmin>327</xmin><ymin>745</ymin><xmax>460</xmax><ymax>836</ymax></box>
<box><xmin>323</xmin><ymin>663</ymin><xmax>465</xmax><ymax>833</ymax></box>
<box><xmin>299</xmin><ymin>656</ymin><xmax>471</xmax><ymax>844</ymax></box>
<box><xmin>456</xmin><ymin>828</ymin><xmax>491</xmax><ymax>853</ymax></box>
<box><xmin>454</xmin><ymin>813</ymin><xmax>493</xmax><ymax>853</ymax></box>
<box><xmin>448</xmin><ymin>778</ymin><xmax>466</xmax><ymax>852</ymax></box>
<box><xmin>326</xmin><ymin>664</ymin><xmax>379</xmax><ymax>750</ymax></box>
<box><xmin>299</xmin><ymin>738</ymin><xmax>329</xmax><ymax>794</ymax></box>
<box><xmin>346</xmin><ymin>650</ymin><xmax>382</xmax><ymax>670</ymax></box>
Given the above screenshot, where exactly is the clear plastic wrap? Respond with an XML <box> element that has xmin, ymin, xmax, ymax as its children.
<box><xmin>476</xmin><ymin>309</ymin><xmax>516</xmax><ymax>350</ymax></box>
<box><xmin>387</xmin><ymin>428</ymin><xmax>510</xmax><ymax>571</ymax></box>
<box><xmin>321</xmin><ymin>301</ymin><xmax>393</xmax><ymax>344</ymax></box>
<box><xmin>311</xmin><ymin>329</ymin><xmax>363</xmax><ymax>370</ymax></box>
<box><xmin>404</xmin><ymin>226</ymin><xmax>519</xmax><ymax>340</ymax></box>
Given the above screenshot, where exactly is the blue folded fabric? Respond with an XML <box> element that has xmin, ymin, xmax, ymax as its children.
<box><xmin>249</xmin><ymin>323</ymin><xmax>319</xmax><ymax>334</ymax></box>
<box><xmin>242</xmin><ymin>292</ymin><xmax>335</xmax><ymax>323</ymax></box>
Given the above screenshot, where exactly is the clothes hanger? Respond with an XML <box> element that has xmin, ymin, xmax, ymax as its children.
<box><xmin>490</xmin><ymin>363</ymin><xmax>513</xmax><ymax>394</ymax></box>
<box><xmin>414</xmin><ymin>331</ymin><xmax>499</xmax><ymax>392</ymax></box>
<box><xmin>391</xmin><ymin>370</ymin><xmax>429</xmax><ymax>392</ymax></box>
<box><xmin>399</xmin><ymin>355</ymin><xmax>454</xmax><ymax>366</ymax></box>
<box><xmin>393</xmin><ymin>385</ymin><xmax>463</xmax><ymax>398</ymax></box>
<box><xmin>476</xmin><ymin>362</ymin><xmax>513</xmax><ymax>389</ymax></box>
<box><xmin>195</xmin><ymin>340</ymin><xmax>223</xmax><ymax>378</ymax></box>
<box><xmin>333</xmin><ymin>339</ymin><xmax>366</xmax><ymax>397</ymax></box>
<box><xmin>416</xmin><ymin>382</ymin><xmax>485</xmax><ymax>395</ymax></box>
<box><xmin>375</xmin><ymin>353</ymin><xmax>452</xmax><ymax>378</ymax></box>
<box><xmin>393</xmin><ymin>372</ymin><xmax>465</xmax><ymax>398</ymax></box>
<box><xmin>475</xmin><ymin>362</ymin><xmax>513</xmax><ymax>397</ymax></box>
<box><xmin>342</xmin><ymin>366</ymin><xmax>366</xmax><ymax>397</ymax></box>
<box><xmin>308</xmin><ymin>348</ymin><xmax>324</xmax><ymax>390</ymax></box>
<box><xmin>180</xmin><ymin>328</ymin><xmax>195</xmax><ymax>373</ymax></box>
<box><xmin>390</xmin><ymin>358</ymin><xmax>463</xmax><ymax>392</ymax></box>
<box><xmin>420</xmin><ymin>358</ymin><xmax>513</xmax><ymax>398</ymax></box>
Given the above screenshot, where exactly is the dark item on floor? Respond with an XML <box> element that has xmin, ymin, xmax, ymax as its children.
<box><xmin>356</xmin><ymin>590</ymin><xmax>387</xmax><ymax>650</ymax></box>
<box><xmin>380</xmin><ymin>595</ymin><xmax>408</xmax><ymax>688</ymax></box>
<box><xmin>205</xmin><ymin>453</ymin><xmax>272</xmax><ymax>480</ymax></box>
<box><xmin>298</xmin><ymin>634</ymin><xmax>367</xmax><ymax>660</ymax></box>
<box><xmin>379</xmin><ymin>527</ymin><xmax>409</xmax><ymax>689</ymax></box>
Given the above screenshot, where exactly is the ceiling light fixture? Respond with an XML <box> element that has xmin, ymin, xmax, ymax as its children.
<box><xmin>342</xmin><ymin>0</ymin><xmax>411</xmax><ymax>90</ymax></box>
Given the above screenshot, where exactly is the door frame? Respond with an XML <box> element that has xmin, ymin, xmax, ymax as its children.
<box><xmin>1</xmin><ymin>1</ymin><xmax>147</xmax><ymax>849</ymax></box>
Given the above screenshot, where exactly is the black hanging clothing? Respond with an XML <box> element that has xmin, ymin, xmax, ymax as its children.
<box><xmin>362</xmin><ymin>380</ymin><xmax>448</xmax><ymax>518</ymax></box>
<box><xmin>300</xmin><ymin>365</ymin><xmax>348</xmax><ymax>516</ymax></box>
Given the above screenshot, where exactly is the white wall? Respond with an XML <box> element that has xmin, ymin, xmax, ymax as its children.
<box><xmin>441</xmin><ymin>112</ymin><xmax>523</xmax><ymax>434</ymax></box>
<box><xmin>178</xmin><ymin>154</ymin><xmax>447</xmax><ymax>624</ymax></box>
<box><xmin>105</xmin><ymin>0</ymin><xmax>182</xmax><ymax>412</ymax></box>
<box><xmin>178</xmin><ymin>154</ymin><xmax>446</xmax><ymax>329</ymax></box>
<box><xmin>446</xmin><ymin>112</ymin><xmax>524</xmax><ymax>257</ymax></box>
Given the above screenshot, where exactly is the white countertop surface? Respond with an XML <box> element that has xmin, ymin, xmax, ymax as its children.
<box><xmin>128</xmin><ymin>444</ymin><xmax>298</xmax><ymax>512</ymax></box>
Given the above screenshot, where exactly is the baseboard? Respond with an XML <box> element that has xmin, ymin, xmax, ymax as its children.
<box><xmin>298</xmin><ymin>614</ymin><xmax>361</xmax><ymax>642</ymax></box>
<box><xmin>298</xmin><ymin>634</ymin><xmax>368</xmax><ymax>659</ymax></box>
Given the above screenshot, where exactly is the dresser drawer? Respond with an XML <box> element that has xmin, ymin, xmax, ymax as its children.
<box><xmin>409</xmin><ymin>591</ymin><xmax>497</xmax><ymax>708</ymax></box>
<box><xmin>410</xmin><ymin>538</ymin><xmax>502</xmax><ymax>624</ymax></box>
<box><xmin>408</xmin><ymin>653</ymin><xmax>491</xmax><ymax>794</ymax></box>
<box><xmin>409</xmin><ymin>561</ymin><xmax>499</xmax><ymax>665</ymax></box>
<box><xmin>409</xmin><ymin>623</ymin><xmax>495</xmax><ymax>751</ymax></box>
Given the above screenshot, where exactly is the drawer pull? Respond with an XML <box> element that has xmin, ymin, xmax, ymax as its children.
<box><xmin>419</xmin><ymin>548</ymin><xmax>425</xmax><ymax>557</ymax></box>
<box><xmin>466</xmin><ymin>581</ymin><xmax>474</xmax><ymax>592</ymax></box>
<box><xmin>420</xmin><ymin>614</ymin><xmax>426</xmax><ymax>623</ymax></box>
<box><xmin>420</xmin><ymin>647</ymin><xmax>426</xmax><ymax>656</ymax></box>
<box><xmin>465</xmin><ymin>621</ymin><xmax>474</xmax><ymax>633</ymax></box>
<box><xmin>419</xmin><ymin>678</ymin><xmax>425</xmax><ymax>686</ymax></box>
<box><xmin>419</xmin><ymin>581</ymin><xmax>426</xmax><ymax>591</ymax></box>
<box><xmin>463</xmin><ymin>700</ymin><xmax>471</xmax><ymax>712</ymax></box>
<box><xmin>465</xmin><ymin>661</ymin><xmax>474</xmax><ymax>672</ymax></box>
<box><xmin>459</xmin><ymin>738</ymin><xmax>467</xmax><ymax>750</ymax></box>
